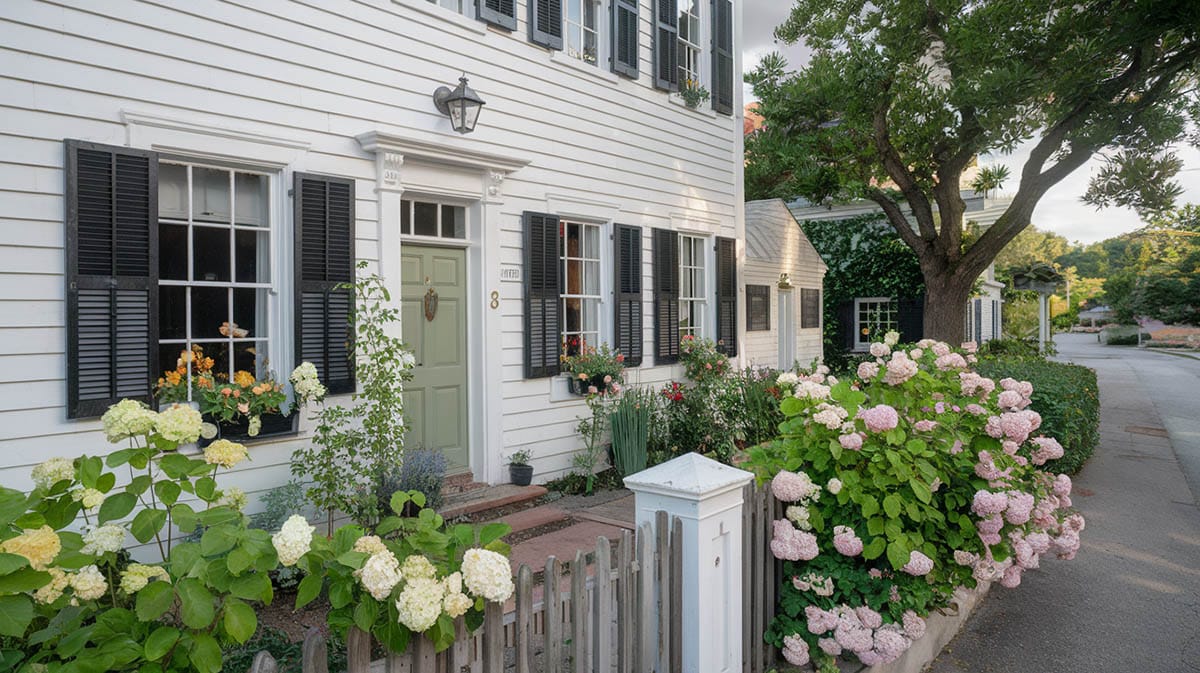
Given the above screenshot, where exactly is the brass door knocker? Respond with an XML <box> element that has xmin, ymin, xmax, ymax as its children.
<box><xmin>423</xmin><ymin>287</ymin><xmax>439</xmax><ymax>321</ymax></box>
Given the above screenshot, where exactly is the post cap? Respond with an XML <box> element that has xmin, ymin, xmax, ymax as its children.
<box><xmin>623</xmin><ymin>452</ymin><xmax>754</xmax><ymax>499</ymax></box>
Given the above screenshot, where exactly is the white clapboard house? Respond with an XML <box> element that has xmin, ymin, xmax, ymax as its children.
<box><xmin>0</xmin><ymin>0</ymin><xmax>744</xmax><ymax>497</ymax></box>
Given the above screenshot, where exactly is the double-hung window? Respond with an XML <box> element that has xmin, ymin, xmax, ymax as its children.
<box><xmin>676</xmin><ymin>0</ymin><xmax>703</xmax><ymax>88</ymax></box>
<box><xmin>565</xmin><ymin>0</ymin><xmax>601</xmax><ymax>65</ymax></box>
<box><xmin>428</xmin><ymin>0</ymin><xmax>471</xmax><ymax>17</ymax></box>
<box><xmin>157</xmin><ymin>162</ymin><xmax>274</xmax><ymax>394</ymax></box>
<box><xmin>854</xmin><ymin>298</ymin><xmax>897</xmax><ymax>349</ymax></box>
<box><xmin>678</xmin><ymin>234</ymin><xmax>707</xmax><ymax>339</ymax></box>
<box><xmin>561</xmin><ymin>220</ymin><xmax>603</xmax><ymax>355</ymax></box>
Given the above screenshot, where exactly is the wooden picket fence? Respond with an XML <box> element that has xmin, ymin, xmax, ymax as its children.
<box><xmin>250</xmin><ymin>484</ymin><xmax>782</xmax><ymax>673</ymax></box>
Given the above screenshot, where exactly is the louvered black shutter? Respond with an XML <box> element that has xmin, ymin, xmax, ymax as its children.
<box><xmin>529</xmin><ymin>0</ymin><xmax>564</xmax><ymax>49</ymax></box>
<box><xmin>64</xmin><ymin>140</ymin><xmax>158</xmax><ymax>419</ymax></box>
<box><xmin>611</xmin><ymin>0</ymin><xmax>640</xmax><ymax>78</ymax></box>
<box><xmin>524</xmin><ymin>212</ymin><xmax>561</xmax><ymax>378</ymax></box>
<box><xmin>477</xmin><ymin>0</ymin><xmax>517</xmax><ymax>30</ymax></box>
<box><xmin>897</xmin><ymin>295</ymin><xmax>925</xmax><ymax>344</ymax></box>
<box><xmin>613</xmin><ymin>224</ymin><xmax>643</xmax><ymax>366</ymax></box>
<box><xmin>652</xmin><ymin>228</ymin><xmax>680</xmax><ymax>364</ymax></box>
<box><xmin>652</xmin><ymin>0</ymin><xmax>678</xmax><ymax>91</ymax></box>
<box><xmin>294</xmin><ymin>173</ymin><xmax>356</xmax><ymax>396</ymax></box>
<box><xmin>973</xmin><ymin>298</ymin><xmax>982</xmax><ymax>343</ymax></box>
<box><xmin>710</xmin><ymin>0</ymin><xmax>733</xmax><ymax>114</ymax></box>
<box><xmin>714</xmin><ymin>236</ymin><xmax>737</xmax><ymax>356</ymax></box>
<box><xmin>992</xmin><ymin>300</ymin><xmax>999</xmax><ymax>340</ymax></box>
<box><xmin>746</xmin><ymin>285</ymin><xmax>769</xmax><ymax>331</ymax></box>
<box><xmin>801</xmin><ymin>288</ymin><xmax>821</xmax><ymax>328</ymax></box>
<box><xmin>836</xmin><ymin>300</ymin><xmax>855</xmax><ymax>351</ymax></box>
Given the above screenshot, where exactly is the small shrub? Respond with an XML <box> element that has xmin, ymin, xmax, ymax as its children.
<box><xmin>396</xmin><ymin>447</ymin><xmax>448</xmax><ymax>511</ymax></box>
<box><xmin>250</xmin><ymin>479</ymin><xmax>312</xmax><ymax>589</ymax></box>
<box><xmin>733</xmin><ymin>368</ymin><xmax>787</xmax><ymax>448</ymax></box>
<box><xmin>976</xmin><ymin>358</ymin><xmax>1100</xmax><ymax>474</ymax></box>
<box><xmin>678</xmin><ymin>335</ymin><xmax>731</xmax><ymax>383</ymax></box>
<box><xmin>543</xmin><ymin>468</ymin><xmax>624</xmax><ymax>495</ymax></box>
<box><xmin>979</xmin><ymin>337</ymin><xmax>1048</xmax><ymax>360</ymax></box>
<box><xmin>610</xmin><ymin>387</ymin><xmax>656</xmax><ymax>476</ymax></box>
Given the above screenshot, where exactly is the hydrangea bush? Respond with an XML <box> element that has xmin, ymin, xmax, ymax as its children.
<box><xmin>745</xmin><ymin>332</ymin><xmax>1084</xmax><ymax>671</ymax></box>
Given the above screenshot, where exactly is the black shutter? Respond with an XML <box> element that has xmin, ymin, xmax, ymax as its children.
<box><xmin>973</xmin><ymin>298</ymin><xmax>983</xmax><ymax>343</ymax></box>
<box><xmin>614</xmin><ymin>224</ymin><xmax>644</xmax><ymax>366</ymax></box>
<box><xmin>529</xmin><ymin>0</ymin><xmax>564</xmax><ymax>49</ymax></box>
<box><xmin>836</xmin><ymin>300</ymin><xmax>855</xmax><ymax>351</ymax></box>
<box><xmin>710</xmin><ymin>0</ymin><xmax>733</xmax><ymax>115</ymax></box>
<box><xmin>652</xmin><ymin>228</ymin><xmax>679</xmax><ymax>364</ymax></box>
<box><xmin>652</xmin><ymin>0</ymin><xmax>678</xmax><ymax>91</ymax></box>
<box><xmin>714</xmin><ymin>236</ymin><xmax>737</xmax><ymax>356</ymax></box>
<box><xmin>897</xmin><ymin>296</ymin><xmax>925</xmax><ymax>344</ymax></box>
<box><xmin>65</xmin><ymin>140</ymin><xmax>158</xmax><ymax>419</ymax></box>
<box><xmin>746</xmin><ymin>285</ymin><xmax>769</xmax><ymax>331</ymax></box>
<box><xmin>801</xmin><ymin>288</ymin><xmax>821</xmax><ymax>329</ymax></box>
<box><xmin>477</xmin><ymin>0</ymin><xmax>517</xmax><ymax>30</ymax></box>
<box><xmin>294</xmin><ymin>173</ymin><xmax>356</xmax><ymax>396</ymax></box>
<box><xmin>524</xmin><ymin>212</ymin><xmax>562</xmax><ymax>378</ymax></box>
<box><xmin>992</xmin><ymin>299</ymin><xmax>1000</xmax><ymax>340</ymax></box>
<box><xmin>611</xmin><ymin>0</ymin><xmax>640</xmax><ymax>78</ymax></box>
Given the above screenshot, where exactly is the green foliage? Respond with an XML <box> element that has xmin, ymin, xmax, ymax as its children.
<box><xmin>221</xmin><ymin>626</ymin><xmax>347</xmax><ymax>673</ymax></box>
<box><xmin>609</xmin><ymin>388</ymin><xmax>654</xmax><ymax>477</ymax></box>
<box><xmin>292</xmin><ymin>265</ymin><xmax>417</xmax><ymax>529</ymax></box>
<box><xmin>573</xmin><ymin>394</ymin><xmax>614</xmax><ymax>495</ymax></box>
<box><xmin>392</xmin><ymin>448</ymin><xmax>448</xmax><ymax>512</ymax></box>
<box><xmin>542</xmin><ymin>469</ymin><xmax>624</xmax><ymax>496</ymax></box>
<box><xmin>976</xmin><ymin>359</ymin><xmax>1100</xmax><ymax>474</ymax></box>
<box><xmin>678</xmin><ymin>336</ymin><xmax>731</xmax><ymax>383</ymax></box>
<box><xmin>970</xmin><ymin>164</ymin><xmax>1010</xmax><ymax>199</ymax></box>
<box><xmin>978</xmin><ymin>337</ymin><xmax>1054</xmax><ymax>360</ymax></box>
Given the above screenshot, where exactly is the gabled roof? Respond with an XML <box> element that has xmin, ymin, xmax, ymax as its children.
<box><xmin>744</xmin><ymin>198</ymin><xmax>828</xmax><ymax>269</ymax></box>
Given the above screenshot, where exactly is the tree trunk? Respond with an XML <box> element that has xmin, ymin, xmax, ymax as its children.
<box><xmin>921</xmin><ymin>274</ymin><xmax>974</xmax><ymax>344</ymax></box>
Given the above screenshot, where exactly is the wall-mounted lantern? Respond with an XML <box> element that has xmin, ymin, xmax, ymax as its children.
<box><xmin>433</xmin><ymin>75</ymin><xmax>486</xmax><ymax>134</ymax></box>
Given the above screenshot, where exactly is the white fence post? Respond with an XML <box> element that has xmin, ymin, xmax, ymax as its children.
<box><xmin>624</xmin><ymin>453</ymin><xmax>754</xmax><ymax>673</ymax></box>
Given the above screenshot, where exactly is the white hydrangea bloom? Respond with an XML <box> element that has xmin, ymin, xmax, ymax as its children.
<box><xmin>289</xmin><ymin>362</ymin><xmax>327</xmax><ymax>404</ymax></box>
<box><xmin>461</xmin><ymin>549</ymin><xmax>514</xmax><ymax>603</ymax></box>
<box><xmin>355</xmin><ymin>550</ymin><xmax>403</xmax><ymax>601</ymax></box>
<box><xmin>352</xmin><ymin>535</ymin><xmax>388</xmax><ymax>555</ymax></box>
<box><xmin>793</xmin><ymin>380</ymin><xmax>831</xmax><ymax>400</ymax></box>
<box><xmin>401</xmin><ymin>554</ymin><xmax>437</xmax><ymax>580</ymax></box>
<box><xmin>443</xmin><ymin>591</ymin><xmax>473</xmax><ymax>618</ymax></box>
<box><xmin>81</xmin><ymin>524</ymin><xmax>126</xmax><ymax>555</ymax></box>
<box><xmin>70</xmin><ymin>565</ymin><xmax>108</xmax><ymax>601</ymax></box>
<box><xmin>776</xmin><ymin>372</ymin><xmax>800</xmax><ymax>387</ymax></box>
<box><xmin>203</xmin><ymin>439</ymin><xmax>249</xmax><ymax>468</ymax></box>
<box><xmin>785</xmin><ymin>505</ymin><xmax>812</xmax><ymax>530</ymax></box>
<box><xmin>72</xmin><ymin>488</ymin><xmax>106</xmax><ymax>510</ymax></box>
<box><xmin>826</xmin><ymin>478</ymin><xmax>843</xmax><ymax>495</ymax></box>
<box><xmin>395</xmin><ymin>577</ymin><xmax>444</xmax><ymax>632</ymax></box>
<box><xmin>101</xmin><ymin>400</ymin><xmax>159</xmax><ymax>443</ymax></box>
<box><xmin>155</xmin><ymin>403</ymin><xmax>203</xmax><ymax>444</ymax></box>
<box><xmin>34</xmin><ymin>567</ymin><xmax>70</xmax><ymax>604</ymax></box>
<box><xmin>219</xmin><ymin>487</ymin><xmax>248</xmax><ymax>511</ymax></box>
<box><xmin>272</xmin><ymin>515</ymin><xmax>314</xmax><ymax>567</ymax></box>
<box><xmin>31</xmin><ymin>458</ymin><xmax>75</xmax><ymax>490</ymax></box>
<box><xmin>883</xmin><ymin>331</ymin><xmax>900</xmax><ymax>347</ymax></box>
<box><xmin>119</xmin><ymin>564</ymin><xmax>169</xmax><ymax>594</ymax></box>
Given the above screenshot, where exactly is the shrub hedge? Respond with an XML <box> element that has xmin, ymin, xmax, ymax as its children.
<box><xmin>976</xmin><ymin>358</ymin><xmax>1100</xmax><ymax>474</ymax></box>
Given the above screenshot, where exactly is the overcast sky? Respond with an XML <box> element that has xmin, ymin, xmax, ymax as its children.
<box><xmin>740</xmin><ymin>0</ymin><xmax>1200</xmax><ymax>245</ymax></box>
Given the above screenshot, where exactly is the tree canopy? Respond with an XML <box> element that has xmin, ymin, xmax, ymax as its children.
<box><xmin>746</xmin><ymin>0</ymin><xmax>1200</xmax><ymax>341</ymax></box>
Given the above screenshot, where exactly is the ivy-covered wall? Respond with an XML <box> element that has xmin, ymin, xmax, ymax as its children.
<box><xmin>799</xmin><ymin>214</ymin><xmax>925</xmax><ymax>368</ymax></box>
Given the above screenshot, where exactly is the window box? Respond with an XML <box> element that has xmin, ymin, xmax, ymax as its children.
<box><xmin>202</xmin><ymin>410</ymin><xmax>299</xmax><ymax>445</ymax></box>
<box><xmin>566</xmin><ymin>374</ymin><xmax>614</xmax><ymax>396</ymax></box>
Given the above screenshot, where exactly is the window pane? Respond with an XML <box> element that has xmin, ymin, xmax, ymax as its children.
<box><xmin>232</xmin><ymin>287</ymin><xmax>269</xmax><ymax>338</ymax></box>
<box><xmin>413</xmin><ymin>201</ymin><xmax>438</xmax><ymax>236</ymax></box>
<box><xmin>568</xmin><ymin>0</ymin><xmax>580</xmax><ymax>23</ymax></box>
<box><xmin>566</xmin><ymin>258</ymin><xmax>582</xmax><ymax>294</ymax></box>
<box><xmin>233</xmin><ymin>341</ymin><xmax>268</xmax><ymax>379</ymax></box>
<box><xmin>583</xmin><ymin>0</ymin><xmax>595</xmax><ymax>29</ymax></box>
<box><xmin>158</xmin><ymin>343</ymin><xmax>189</xmax><ymax>383</ymax></box>
<box><xmin>191</xmin><ymin>341</ymin><xmax>231</xmax><ymax>382</ymax></box>
<box><xmin>401</xmin><ymin>199</ymin><xmax>411</xmax><ymax>235</ymax></box>
<box><xmin>581</xmin><ymin>298</ymin><xmax>599</xmax><ymax>332</ymax></box>
<box><xmin>191</xmin><ymin>286</ymin><xmax>229</xmax><ymax>339</ymax></box>
<box><xmin>583</xmin><ymin>261</ymin><xmax>600</xmax><ymax>295</ymax></box>
<box><xmin>691</xmin><ymin>268</ymin><xmax>704</xmax><ymax>297</ymax></box>
<box><xmin>441</xmin><ymin>205</ymin><xmax>465</xmax><ymax>238</ymax></box>
<box><xmin>235</xmin><ymin>228</ymin><xmax>270</xmax><ymax>283</ymax></box>
<box><xmin>583</xmin><ymin>224</ymin><xmax>599</xmax><ymax>259</ymax></box>
<box><xmin>192</xmin><ymin>167</ymin><xmax>231</xmax><ymax>223</ymax></box>
<box><xmin>565</xmin><ymin>222</ymin><xmax>580</xmax><ymax>257</ymax></box>
<box><xmin>680</xmin><ymin>267</ymin><xmax>693</xmax><ymax>296</ymax></box>
<box><xmin>159</xmin><ymin>285</ymin><xmax>187</xmax><ymax>340</ymax></box>
<box><xmin>158</xmin><ymin>163</ymin><xmax>188</xmax><ymax>220</ymax></box>
<box><xmin>564</xmin><ymin>297</ymin><xmax>581</xmax><ymax>332</ymax></box>
<box><xmin>159</xmin><ymin>223</ymin><xmax>187</xmax><ymax>280</ymax></box>
<box><xmin>193</xmin><ymin>226</ymin><xmax>231</xmax><ymax>282</ymax></box>
<box><xmin>234</xmin><ymin>173</ymin><xmax>268</xmax><ymax>227</ymax></box>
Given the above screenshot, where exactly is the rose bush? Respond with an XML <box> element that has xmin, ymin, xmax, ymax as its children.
<box><xmin>745</xmin><ymin>333</ymin><xmax>1084</xmax><ymax>671</ymax></box>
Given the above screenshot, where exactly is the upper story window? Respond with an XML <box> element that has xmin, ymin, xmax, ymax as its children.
<box><xmin>679</xmin><ymin>233</ymin><xmax>707</xmax><ymax>339</ymax></box>
<box><xmin>157</xmin><ymin>162</ymin><xmax>275</xmax><ymax>394</ymax></box>
<box><xmin>566</xmin><ymin>0</ymin><xmax>601</xmax><ymax>65</ymax></box>
<box><xmin>429</xmin><ymin>0</ymin><xmax>471</xmax><ymax>17</ymax></box>
<box><xmin>855</xmin><ymin>297</ymin><xmax>896</xmax><ymax>348</ymax></box>
<box><xmin>401</xmin><ymin>199</ymin><xmax>467</xmax><ymax>240</ymax></box>
<box><xmin>561</xmin><ymin>220</ymin><xmax>603</xmax><ymax>355</ymax></box>
<box><xmin>677</xmin><ymin>0</ymin><xmax>703</xmax><ymax>87</ymax></box>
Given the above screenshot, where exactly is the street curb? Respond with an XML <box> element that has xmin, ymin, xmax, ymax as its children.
<box><xmin>1144</xmin><ymin>347</ymin><xmax>1200</xmax><ymax>361</ymax></box>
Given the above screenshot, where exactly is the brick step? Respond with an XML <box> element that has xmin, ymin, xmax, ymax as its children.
<box><xmin>438</xmin><ymin>484</ymin><xmax>548</xmax><ymax>520</ymax></box>
<box><xmin>441</xmin><ymin>471</ymin><xmax>488</xmax><ymax>497</ymax></box>
<box><xmin>484</xmin><ymin>504</ymin><xmax>570</xmax><ymax>537</ymax></box>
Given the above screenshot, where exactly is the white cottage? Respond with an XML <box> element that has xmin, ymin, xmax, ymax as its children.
<box><xmin>0</xmin><ymin>0</ymin><xmax>745</xmax><ymax>497</ymax></box>
<box><xmin>742</xmin><ymin>199</ymin><xmax>826</xmax><ymax>370</ymax></box>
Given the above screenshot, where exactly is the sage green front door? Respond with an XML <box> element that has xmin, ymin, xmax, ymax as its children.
<box><xmin>401</xmin><ymin>245</ymin><xmax>469</xmax><ymax>471</ymax></box>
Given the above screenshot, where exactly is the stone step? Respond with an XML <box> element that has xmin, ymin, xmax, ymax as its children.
<box><xmin>438</xmin><ymin>484</ymin><xmax>548</xmax><ymax>520</ymax></box>
<box><xmin>485</xmin><ymin>504</ymin><xmax>570</xmax><ymax>537</ymax></box>
<box><xmin>441</xmin><ymin>471</ymin><xmax>488</xmax><ymax>496</ymax></box>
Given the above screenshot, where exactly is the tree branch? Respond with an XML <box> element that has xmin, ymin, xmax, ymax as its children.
<box><xmin>865</xmin><ymin>188</ymin><xmax>929</xmax><ymax>256</ymax></box>
<box><xmin>871</xmin><ymin>93</ymin><xmax>939</xmax><ymax>242</ymax></box>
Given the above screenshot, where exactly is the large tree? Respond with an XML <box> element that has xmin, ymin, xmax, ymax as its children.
<box><xmin>745</xmin><ymin>0</ymin><xmax>1200</xmax><ymax>342</ymax></box>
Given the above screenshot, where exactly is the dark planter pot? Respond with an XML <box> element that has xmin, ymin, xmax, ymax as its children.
<box><xmin>567</xmin><ymin>375</ymin><xmax>612</xmax><ymax>396</ymax></box>
<box><xmin>510</xmin><ymin>464</ymin><xmax>534</xmax><ymax>486</ymax></box>
<box><xmin>200</xmin><ymin>411</ymin><xmax>298</xmax><ymax>446</ymax></box>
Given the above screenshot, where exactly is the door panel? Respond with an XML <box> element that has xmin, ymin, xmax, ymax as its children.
<box><xmin>401</xmin><ymin>246</ymin><xmax>469</xmax><ymax>471</ymax></box>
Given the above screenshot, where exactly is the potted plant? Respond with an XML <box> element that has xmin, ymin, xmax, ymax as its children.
<box><xmin>678</xmin><ymin>79</ymin><xmax>710</xmax><ymax>109</ymax></box>
<box><xmin>508</xmin><ymin>448</ymin><xmax>534</xmax><ymax>486</ymax></box>
<box><xmin>561</xmin><ymin>341</ymin><xmax>626</xmax><ymax>396</ymax></box>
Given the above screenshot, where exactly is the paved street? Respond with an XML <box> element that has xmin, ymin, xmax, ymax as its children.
<box><xmin>930</xmin><ymin>333</ymin><xmax>1200</xmax><ymax>673</ymax></box>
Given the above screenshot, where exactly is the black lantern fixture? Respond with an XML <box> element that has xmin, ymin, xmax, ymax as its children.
<box><xmin>433</xmin><ymin>75</ymin><xmax>486</xmax><ymax>134</ymax></box>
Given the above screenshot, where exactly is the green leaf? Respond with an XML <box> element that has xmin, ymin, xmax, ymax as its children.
<box><xmin>143</xmin><ymin>626</ymin><xmax>180</xmax><ymax>661</ymax></box>
<box><xmin>200</xmin><ymin>526</ymin><xmax>238</xmax><ymax>556</ymax></box>
<box><xmin>106</xmin><ymin>449</ymin><xmax>136</xmax><ymax>468</ymax></box>
<box><xmin>157</xmin><ymin>454</ymin><xmax>193</xmax><ymax>479</ymax></box>
<box><xmin>222</xmin><ymin>598</ymin><xmax>257</xmax><ymax>644</ymax></box>
<box><xmin>860</xmin><ymin>495</ymin><xmax>879</xmax><ymax>518</ymax></box>
<box><xmin>886</xmin><ymin>540</ymin><xmax>911</xmax><ymax>570</ymax></box>
<box><xmin>335</xmin><ymin>551</ymin><xmax>368</xmax><ymax>570</ymax></box>
<box><xmin>0</xmin><ymin>553</ymin><xmax>29</xmax><ymax>576</ymax></box>
<box><xmin>779</xmin><ymin>396</ymin><xmax>804</xmax><ymax>416</ymax></box>
<box><xmin>882</xmin><ymin>494</ymin><xmax>902</xmax><ymax>519</ymax></box>
<box><xmin>177</xmin><ymin>578</ymin><xmax>215</xmax><ymax>629</ymax></box>
<box><xmin>862</xmin><ymin>537</ymin><xmax>886</xmax><ymax>560</ymax></box>
<box><xmin>126</xmin><ymin>475</ymin><xmax>152</xmax><ymax>496</ymax></box>
<box><xmin>189</xmin><ymin>633</ymin><xmax>222</xmax><ymax>673</ymax></box>
<box><xmin>910</xmin><ymin>478</ymin><xmax>932</xmax><ymax>504</ymax></box>
<box><xmin>131</xmin><ymin>508</ymin><xmax>168</xmax><ymax>543</ymax></box>
<box><xmin>95</xmin><ymin>472</ymin><xmax>116</xmax><ymax>493</ymax></box>
<box><xmin>195</xmin><ymin>507</ymin><xmax>240</xmax><ymax>528</ymax></box>
<box><xmin>230</xmin><ymin>572</ymin><xmax>272</xmax><ymax>603</ymax></box>
<box><xmin>479</xmin><ymin>523</ymin><xmax>510</xmax><ymax>546</ymax></box>
<box><xmin>194</xmin><ymin>477</ymin><xmax>217</xmax><ymax>502</ymax></box>
<box><xmin>0</xmin><ymin>488</ymin><xmax>29</xmax><ymax>527</ymax></box>
<box><xmin>353</xmin><ymin>596</ymin><xmax>378</xmax><ymax>633</ymax></box>
<box><xmin>171</xmin><ymin>503</ymin><xmax>197</xmax><ymax>533</ymax></box>
<box><xmin>169</xmin><ymin>542</ymin><xmax>203</xmax><ymax>578</ymax></box>
<box><xmin>0</xmin><ymin>568</ymin><xmax>50</xmax><ymax>593</ymax></box>
<box><xmin>0</xmin><ymin>595</ymin><xmax>33</xmax><ymax>637</ymax></box>
<box><xmin>226</xmin><ymin>548</ymin><xmax>253</xmax><ymax>575</ymax></box>
<box><xmin>98</xmin><ymin>492</ymin><xmax>136</xmax><ymax>524</ymax></box>
<box><xmin>329</xmin><ymin>577</ymin><xmax>354</xmax><ymax>609</ymax></box>
<box><xmin>388</xmin><ymin>491</ymin><xmax>411</xmax><ymax>516</ymax></box>
<box><xmin>78</xmin><ymin>457</ymin><xmax>102</xmax><ymax>488</ymax></box>
<box><xmin>296</xmin><ymin>573</ymin><xmax>324</xmax><ymax>610</ymax></box>
<box><xmin>154</xmin><ymin>481</ymin><xmax>182</xmax><ymax>508</ymax></box>
<box><xmin>333</xmin><ymin>525</ymin><xmax>364</xmax><ymax>555</ymax></box>
<box><xmin>135</xmin><ymin>581</ymin><xmax>176</xmax><ymax>622</ymax></box>
<box><xmin>866</xmin><ymin>517</ymin><xmax>885</xmax><ymax>537</ymax></box>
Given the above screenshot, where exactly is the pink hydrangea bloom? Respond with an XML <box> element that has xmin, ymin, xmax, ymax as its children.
<box><xmin>869</xmin><ymin>342</ymin><xmax>891</xmax><ymax>358</ymax></box>
<box><xmin>781</xmin><ymin>635</ymin><xmax>810</xmax><ymax>667</ymax></box>
<box><xmin>913</xmin><ymin>419</ymin><xmax>938</xmax><ymax>432</ymax></box>
<box><xmin>839</xmin><ymin>433</ymin><xmax>864</xmax><ymax>450</ymax></box>
<box><xmin>985</xmin><ymin>416</ymin><xmax>1004</xmax><ymax>438</ymax></box>
<box><xmin>833</xmin><ymin>525</ymin><xmax>864</xmax><ymax>556</ymax></box>
<box><xmin>950</xmin><ymin>439</ymin><xmax>964</xmax><ymax>454</ymax></box>
<box><xmin>873</xmin><ymin>625</ymin><xmax>912</xmax><ymax>663</ymax></box>
<box><xmin>909</xmin><ymin>348</ymin><xmax>924</xmax><ymax>359</ymax></box>
<box><xmin>868</xmin><ymin>568</ymin><xmax>883</xmax><ymax>579</ymax></box>
<box><xmin>1000</xmin><ymin>565</ymin><xmax>1023</xmax><ymax>588</ymax></box>
<box><xmin>961</xmin><ymin>340</ymin><xmax>978</xmax><ymax>353</ymax></box>
<box><xmin>972</xmin><ymin>490</ymin><xmax>1008</xmax><ymax>516</ymax></box>
<box><xmin>834</xmin><ymin>622</ymin><xmax>874</xmax><ymax>653</ymax></box>
<box><xmin>1031</xmin><ymin>436</ymin><xmax>1065</xmax><ymax>465</ymax></box>
<box><xmin>883</xmin><ymin>354</ymin><xmax>919</xmax><ymax>385</ymax></box>
<box><xmin>960</xmin><ymin>372</ymin><xmax>996</xmax><ymax>397</ymax></box>
<box><xmin>818</xmin><ymin>638</ymin><xmax>842</xmax><ymax>656</ymax></box>
<box><xmin>1002</xmin><ymin>440</ymin><xmax>1020</xmax><ymax>455</ymax></box>
<box><xmin>1064</xmin><ymin>513</ymin><xmax>1086</xmax><ymax>532</ymax></box>
<box><xmin>857</xmin><ymin>361</ymin><xmax>881</xmax><ymax>380</ymax></box>
<box><xmin>770</xmin><ymin>520</ymin><xmax>819</xmax><ymax>561</ymax></box>
<box><xmin>1026</xmin><ymin>532</ymin><xmax>1052</xmax><ymax>554</ymax></box>
<box><xmin>805</xmin><ymin>605</ymin><xmax>838</xmax><ymax>634</ymax></box>
<box><xmin>854</xmin><ymin>606</ymin><xmax>883</xmax><ymax>629</ymax></box>
<box><xmin>902</xmin><ymin>610</ymin><xmax>927</xmax><ymax>640</ymax></box>
<box><xmin>770</xmin><ymin>471</ymin><xmax>814</xmax><ymax>502</ymax></box>
<box><xmin>935</xmin><ymin>352</ymin><xmax>968</xmax><ymax>371</ymax></box>
<box><xmin>889</xmin><ymin>584</ymin><xmax>901</xmax><ymax>602</ymax></box>
<box><xmin>997</xmin><ymin>390</ymin><xmax>1024</xmax><ymax>410</ymax></box>
<box><xmin>977</xmin><ymin>513</ymin><xmax>1004</xmax><ymax>536</ymax></box>
<box><xmin>857</xmin><ymin>404</ymin><xmax>899</xmax><ymax>433</ymax></box>
<box><xmin>932</xmin><ymin>342</ymin><xmax>951</xmax><ymax>356</ymax></box>
<box><xmin>966</xmin><ymin>403</ymin><xmax>988</xmax><ymax>416</ymax></box>
<box><xmin>1004</xmin><ymin>491</ymin><xmax>1035</xmax><ymax>525</ymax></box>
<box><xmin>902</xmin><ymin>550</ymin><xmax>934</xmax><ymax>576</ymax></box>
<box><xmin>1013</xmin><ymin>539</ymin><xmax>1039</xmax><ymax>570</ymax></box>
<box><xmin>954</xmin><ymin>550</ymin><xmax>979</xmax><ymax>566</ymax></box>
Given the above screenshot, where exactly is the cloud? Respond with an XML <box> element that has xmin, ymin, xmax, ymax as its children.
<box><xmin>741</xmin><ymin>0</ymin><xmax>811</xmax><ymax>102</ymax></box>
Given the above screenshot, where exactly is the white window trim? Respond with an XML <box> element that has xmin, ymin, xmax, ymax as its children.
<box><xmin>853</xmin><ymin>297</ymin><xmax>896</xmax><ymax>350</ymax></box>
<box><xmin>560</xmin><ymin>219</ymin><xmax>606</xmax><ymax>354</ymax></box>
<box><xmin>678</xmin><ymin>233</ymin><xmax>712</xmax><ymax>340</ymax></box>
<box><xmin>390</xmin><ymin>0</ymin><xmax>487</xmax><ymax>34</ymax></box>
<box><xmin>676</xmin><ymin>0</ymin><xmax>707</xmax><ymax>89</ymax></box>
<box><xmin>399</xmin><ymin>196</ymin><xmax>472</xmax><ymax>247</ymax></box>
<box><xmin>564</xmin><ymin>0</ymin><xmax>606</xmax><ymax>67</ymax></box>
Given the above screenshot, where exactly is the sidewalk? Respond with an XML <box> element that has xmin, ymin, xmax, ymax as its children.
<box><xmin>930</xmin><ymin>334</ymin><xmax>1200</xmax><ymax>673</ymax></box>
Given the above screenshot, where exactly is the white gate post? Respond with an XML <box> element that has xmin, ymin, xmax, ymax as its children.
<box><xmin>624</xmin><ymin>453</ymin><xmax>754</xmax><ymax>673</ymax></box>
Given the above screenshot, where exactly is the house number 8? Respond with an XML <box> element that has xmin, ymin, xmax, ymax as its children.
<box><xmin>490</xmin><ymin>291</ymin><xmax>500</xmax><ymax>310</ymax></box>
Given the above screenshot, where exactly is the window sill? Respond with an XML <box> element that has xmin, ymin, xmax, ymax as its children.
<box><xmin>390</xmin><ymin>0</ymin><xmax>488</xmax><ymax>35</ymax></box>
<box><xmin>668</xmin><ymin>94</ymin><xmax>718</xmax><ymax>118</ymax></box>
<box><xmin>549</xmin><ymin>50</ymin><xmax>620</xmax><ymax>84</ymax></box>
